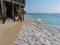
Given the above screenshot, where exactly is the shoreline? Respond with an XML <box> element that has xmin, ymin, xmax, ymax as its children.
<box><xmin>0</xmin><ymin>15</ymin><xmax>60</xmax><ymax>45</ymax></box>
<box><xmin>26</xmin><ymin>14</ymin><xmax>60</xmax><ymax>34</ymax></box>
<box><xmin>13</xmin><ymin>16</ymin><xmax>60</xmax><ymax>45</ymax></box>
<box><xmin>33</xmin><ymin>20</ymin><xmax>60</xmax><ymax>39</ymax></box>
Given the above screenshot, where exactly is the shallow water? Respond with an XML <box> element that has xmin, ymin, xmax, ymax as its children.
<box><xmin>26</xmin><ymin>13</ymin><xmax>60</xmax><ymax>32</ymax></box>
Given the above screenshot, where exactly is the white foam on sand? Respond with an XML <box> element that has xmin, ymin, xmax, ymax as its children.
<box><xmin>12</xmin><ymin>20</ymin><xmax>60</xmax><ymax>45</ymax></box>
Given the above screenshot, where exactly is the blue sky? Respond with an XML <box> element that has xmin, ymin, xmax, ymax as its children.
<box><xmin>25</xmin><ymin>0</ymin><xmax>60</xmax><ymax>13</ymax></box>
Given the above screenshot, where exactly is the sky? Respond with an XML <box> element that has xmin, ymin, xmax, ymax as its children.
<box><xmin>25</xmin><ymin>0</ymin><xmax>60</xmax><ymax>13</ymax></box>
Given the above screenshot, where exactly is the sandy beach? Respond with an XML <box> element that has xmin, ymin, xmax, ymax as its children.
<box><xmin>0</xmin><ymin>16</ymin><xmax>60</xmax><ymax>45</ymax></box>
<box><xmin>0</xmin><ymin>21</ymin><xmax>21</xmax><ymax>45</ymax></box>
<box><xmin>0</xmin><ymin>16</ymin><xmax>32</xmax><ymax>45</ymax></box>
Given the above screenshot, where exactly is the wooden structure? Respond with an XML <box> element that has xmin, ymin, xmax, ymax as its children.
<box><xmin>0</xmin><ymin>0</ymin><xmax>25</xmax><ymax>23</ymax></box>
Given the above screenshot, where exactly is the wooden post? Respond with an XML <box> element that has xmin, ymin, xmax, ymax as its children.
<box><xmin>23</xmin><ymin>8</ymin><xmax>24</xmax><ymax>20</ymax></box>
<box><xmin>19</xmin><ymin>5</ymin><xmax>22</xmax><ymax>21</ymax></box>
<box><xmin>20</xmin><ymin>0</ymin><xmax>25</xmax><ymax>20</ymax></box>
<box><xmin>1</xmin><ymin>0</ymin><xmax>3</xmax><ymax>16</ymax></box>
<box><xmin>12</xmin><ymin>0</ymin><xmax>15</xmax><ymax>22</ymax></box>
<box><xmin>1</xmin><ymin>0</ymin><xmax>5</xmax><ymax>23</ymax></box>
<box><xmin>3</xmin><ymin>2</ymin><xmax>7</xmax><ymax>23</ymax></box>
<box><xmin>12</xmin><ymin>3</ymin><xmax>14</xmax><ymax>17</ymax></box>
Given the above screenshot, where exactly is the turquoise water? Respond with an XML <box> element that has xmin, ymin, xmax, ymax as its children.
<box><xmin>26</xmin><ymin>13</ymin><xmax>60</xmax><ymax>32</ymax></box>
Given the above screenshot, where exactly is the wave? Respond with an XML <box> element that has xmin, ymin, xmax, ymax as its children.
<box><xmin>32</xmin><ymin>18</ymin><xmax>60</xmax><ymax>33</ymax></box>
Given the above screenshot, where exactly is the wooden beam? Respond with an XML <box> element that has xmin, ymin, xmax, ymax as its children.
<box><xmin>3</xmin><ymin>0</ymin><xmax>13</xmax><ymax>3</ymax></box>
<box><xmin>3</xmin><ymin>0</ymin><xmax>24</xmax><ymax>6</ymax></box>
<box><xmin>13</xmin><ymin>1</ymin><xmax>24</xmax><ymax>6</ymax></box>
<box><xmin>1</xmin><ymin>0</ymin><xmax>4</xmax><ymax>17</ymax></box>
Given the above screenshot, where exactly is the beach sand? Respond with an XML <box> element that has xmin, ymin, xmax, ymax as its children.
<box><xmin>0</xmin><ymin>16</ymin><xmax>32</xmax><ymax>45</ymax></box>
<box><xmin>0</xmin><ymin>16</ymin><xmax>60</xmax><ymax>45</ymax></box>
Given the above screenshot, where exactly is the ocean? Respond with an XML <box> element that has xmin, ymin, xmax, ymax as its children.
<box><xmin>26</xmin><ymin>13</ymin><xmax>60</xmax><ymax>32</ymax></box>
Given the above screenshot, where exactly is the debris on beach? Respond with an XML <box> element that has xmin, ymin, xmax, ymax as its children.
<box><xmin>13</xmin><ymin>21</ymin><xmax>60</xmax><ymax>45</ymax></box>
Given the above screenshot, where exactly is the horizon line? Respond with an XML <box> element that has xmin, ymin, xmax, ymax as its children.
<box><xmin>26</xmin><ymin>12</ymin><xmax>60</xmax><ymax>13</ymax></box>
